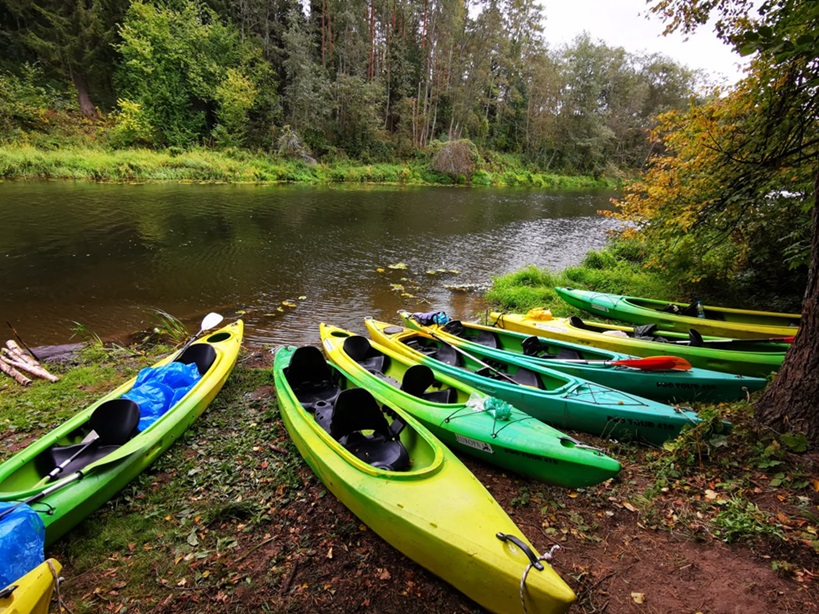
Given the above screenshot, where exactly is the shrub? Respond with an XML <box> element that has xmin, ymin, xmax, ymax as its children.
<box><xmin>430</xmin><ymin>139</ymin><xmax>479</xmax><ymax>179</ymax></box>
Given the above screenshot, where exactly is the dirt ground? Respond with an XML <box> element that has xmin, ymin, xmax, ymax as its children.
<box><xmin>45</xmin><ymin>348</ymin><xmax>819</xmax><ymax>613</ymax></box>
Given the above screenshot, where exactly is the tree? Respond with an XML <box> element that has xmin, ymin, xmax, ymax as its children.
<box><xmin>637</xmin><ymin>0</ymin><xmax>819</xmax><ymax>441</ymax></box>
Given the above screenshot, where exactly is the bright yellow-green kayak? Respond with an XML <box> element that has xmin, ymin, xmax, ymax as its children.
<box><xmin>274</xmin><ymin>344</ymin><xmax>576</xmax><ymax>614</ymax></box>
<box><xmin>0</xmin><ymin>559</ymin><xmax>61</xmax><ymax>614</ymax></box>
<box><xmin>555</xmin><ymin>287</ymin><xmax>800</xmax><ymax>339</ymax></box>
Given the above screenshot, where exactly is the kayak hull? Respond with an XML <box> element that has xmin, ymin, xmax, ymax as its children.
<box><xmin>366</xmin><ymin>319</ymin><xmax>705</xmax><ymax>446</ymax></box>
<box><xmin>488</xmin><ymin>312</ymin><xmax>786</xmax><ymax>378</ymax></box>
<box><xmin>274</xmin><ymin>345</ymin><xmax>575</xmax><ymax>614</ymax></box>
<box><xmin>0</xmin><ymin>559</ymin><xmax>61</xmax><ymax>614</ymax></box>
<box><xmin>555</xmin><ymin>287</ymin><xmax>800</xmax><ymax>339</ymax></box>
<box><xmin>401</xmin><ymin>314</ymin><xmax>767</xmax><ymax>402</ymax></box>
<box><xmin>0</xmin><ymin>322</ymin><xmax>243</xmax><ymax>546</ymax></box>
<box><xmin>320</xmin><ymin>323</ymin><xmax>621</xmax><ymax>488</ymax></box>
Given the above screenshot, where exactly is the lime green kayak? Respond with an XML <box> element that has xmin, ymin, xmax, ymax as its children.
<box><xmin>366</xmin><ymin>319</ymin><xmax>708</xmax><ymax>446</ymax></box>
<box><xmin>0</xmin><ymin>320</ymin><xmax>243</xmax><ymax>546</ymax></box>
<box><xmin>555</xmin><ymin>287</ymin><xmax>800</xmax><ymax>339</ymax></box>
<box><xmin>489</xmin><ymin>311</ymin><xmax>787</xmax><ymax>378</ymax></box>
<box><xmin>400</xmin><ymin>312</ymin><xmax>767</xmax><ymax>402</ymax></box>
<box><xmin>0</xmin><ymin>559</ymin><xmax>61</xmax><ymax>614</ymax></box>
<box><xmin>274</xmin><ymin>345</ymin><xmax>576</xmax><ymax>614</ymax></box>
<box><xmin>320</xmin><ymin>323</ymin><xmax>621</xmax><ymax>487</ymax></box>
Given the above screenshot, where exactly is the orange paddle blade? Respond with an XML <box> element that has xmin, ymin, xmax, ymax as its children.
<box><xmin>610</xmin><ymin>356</ymin><xmax>692</xmax><ymax>371</ymax></box>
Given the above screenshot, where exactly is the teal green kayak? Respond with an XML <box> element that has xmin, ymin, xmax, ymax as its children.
<box><xmin>321</xmin><ymin>323</ymin><xmax>621</xmax><ymax>487</ymax></box>
<box><xmin>0</xmin><ymin>320</ymin><xmax>243</xmax><ymax>546</ymax></box>
<box><xmin>274</xmin><ymin>344</ymin><xmax>576</xmax><ymax>614</ymax></box>
<box><xmin>400</xmin><ymin>311</ymin><xmax>767</xmax><ymax>402</ymax></box>
<box><xmin>555</xmin><ymin>287</ymin><xmax>800</xmax><ymax>340</ymax></box>
<box><xmin>366</xmin><ymin>319</ymin><xmax>715</xmax><ymax>446</ymax></box>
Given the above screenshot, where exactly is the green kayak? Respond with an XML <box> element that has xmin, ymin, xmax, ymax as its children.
<box><xmin>400</xmin><ymin>311</ymin><xmax>767</xmax><ymax>402</ymax></box>
<box><xmin>555</xmin><ymin>287</ymin><xmax>800</xmax><ymax>340</ymax></box>
<box><xmin>366</xmin><ymin>319</ymin><xmax>710</xmax><ymax>446</ymax></box>
<box><xmin>489</xmin><ymin>311</ymin><xmax>787</xmax><ymax>378</ymax></box>
<box><xmin>0</xmin><ymin>319</ymin><xmax>243</xmax><ymax>546</ymax></box>
<box><xmin>274</xmin><ymin>344</ymin><xmax>576</xmax><ymax>614</ymax></box>
<box><xmin>321</xmin><ymin>323</ymin><xmax>621</xmax><ymax>488</ymax></box>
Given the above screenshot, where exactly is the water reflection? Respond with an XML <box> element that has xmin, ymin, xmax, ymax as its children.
<box><xmin>0</xmin><ymin>182</ymin><xmax>618</xmax><ymax>346</ymax></box>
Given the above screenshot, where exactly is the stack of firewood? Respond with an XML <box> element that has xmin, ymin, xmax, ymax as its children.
<box><xmin>0</xmin><ymin>340</ymin><xmax>59</xmax><ymax>386</ymax></box>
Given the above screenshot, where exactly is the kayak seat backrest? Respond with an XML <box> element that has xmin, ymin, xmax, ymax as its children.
<box><xmin>42</xmin><ymin>399</ymin><xmax>141</xmax><ymax>476</ymax></box>
<box><xmin>511</xmin><ymin>367</ymin><xmax>544</xmax><ymax>389</ymax></box>
<box><xmin>521</xmin><ymin>336</ymin><xmax>545</xmax><ymax>356</ymax></box>
<box><xmin>343</xmin><ymin>336</ymin><xmax>387</xmax><ymax>373</ymax></box>
<box><xmin>175</xmin><ymin>344</ymin><xmax>217</xmax><ymax>375</ymax></box>
<box><xmin>329</xmin><ymin>389</ymin><xmax>410</xmax><ymax>471</ymax></box>
<box><xmin>556</xmin><ymin>347</ymin><xmax>583</xmax><ymax>360</ymax></box>
<box><xmin>422</xmin><ymin>388</ymin><xmax>457</xmax><ymax>404</ymax></box>
<box><xmin>473</xmin><ymin>330</ymin><xmax>499</xmax><ymax>349</ymax></box>
<box><xmin>400</xmin><ymin>364</ymin><xmax>436</xmax><ymax>398</ymax></box>
<box><xmin>286</xmin><ymin>346</ymin><xmax>340</xmax><ymax>407</ymax></box>
<box><xmin>568</xmin><ymin>315</ymin><xmax>586</xmax><ymax>329</ymax></box>
<box><xmin>433</xmin><ymin>343</ymin><xmax>460</xmax><ymax>366</ymax></box>
<box><xmin>442</xmin><ymin>320</ymin><xmax>465</xmax><ymax>336</ymax></box>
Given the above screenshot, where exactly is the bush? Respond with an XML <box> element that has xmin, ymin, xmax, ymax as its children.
<box><xmin>430</xmin><ymin>139</ymin><xmax>479</xmax><ymax>179</ymax></box>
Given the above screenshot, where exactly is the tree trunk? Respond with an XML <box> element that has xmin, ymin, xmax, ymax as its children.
<box><xmin>756</xmin><ymin>170</ymin><xmax>819</xmax><ymax>443</ymax></box>
<box><xmin>72</xmin><ymin>71</ymin><xmax>97</xmax><ymax>118</ymax></box>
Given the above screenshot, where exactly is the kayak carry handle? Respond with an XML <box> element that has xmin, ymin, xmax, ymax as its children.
<box><xmin>496</xmin><ymin>532</ymin><xmax>544</xmax><ymax>570</ymax></box>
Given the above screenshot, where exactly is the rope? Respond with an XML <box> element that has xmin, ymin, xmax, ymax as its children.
<box><xmin>47</xmin><ymin>559</ymin><xmax>64</xmax><ymax>613</ymax></box>
<box><xmin>519</xmin><ymin>544</ymin><xmax>560</xmax><ymax>614</ymax></box>
<box><xmin>673</xmin><ymin>404</ymin><xmax>700</xmax><ymax>426</ymax></box>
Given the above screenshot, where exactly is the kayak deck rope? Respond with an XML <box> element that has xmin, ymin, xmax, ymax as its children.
<box><xmin>443</xmin><ymin>406</ymin><xmax>535</xmax><ymax>438</ymax></box>
<box><xmin>519</xmin><ymin>544</ymin><xmax>561</xmax><ymax>614</ymax></box>
<box><xmin>47</xmin><ymin>559</ymin><xmax>64</xmax><ymax>613</ymax></box>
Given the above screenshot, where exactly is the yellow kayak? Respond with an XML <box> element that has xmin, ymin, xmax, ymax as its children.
<box><xmin>0</xmin><ymin>559</ymin><xmax>61</xmax><ymax>614</ymax></box>
<box><xmin>274</xmin><ymin>345</ymin><xmax>576</xmax><ymax>614</ymax></box>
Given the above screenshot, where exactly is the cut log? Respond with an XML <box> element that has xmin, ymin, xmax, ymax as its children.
<box><xmin>0</xmin><ymin>358</ymin><xmax>31</xmax><ymax>386</ymax></box>
<box><xmin>1</xmin><ymin>351</ymin><xmax>59</xmax><ymax>382</ymax></box>
<box><xmin>6</xmin><ymin>340</ymin><xmax>40</xmax><ymax>367</ymax></box>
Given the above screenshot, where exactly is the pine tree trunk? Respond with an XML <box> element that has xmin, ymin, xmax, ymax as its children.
<box><xmin>72</xmin><ymin>72</ymin><xmax>97</xmax><ymax>118</ymax></box>
<box><xmin>756</xmin><ymin>170</ymin><xmax>819</xmax><ymax>443</ymax></box>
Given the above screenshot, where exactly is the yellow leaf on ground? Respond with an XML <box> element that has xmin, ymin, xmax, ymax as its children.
<box><xmin>631</xmin><ymin>592</ymin><xmax>645</xmax><ymax>604</ymax></box>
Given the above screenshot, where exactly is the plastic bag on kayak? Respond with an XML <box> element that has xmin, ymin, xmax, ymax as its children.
<box><xmin>0</xmin><ymin>502</ymin><xmax>45</xmax><ymax>587</ymax></box>
<box><xmin>123</xmin><ymin>362</ymin><xmax>201</xmax><ymax>431</ymax></box>
<box><xmin>409</xmin><ymin>311</ymin><xmax>450</xmax><ymax>326</ymax></box>
<box><xmin>466</xmin><ymin>392</ymin><xmax>512</xmax><ymax>421</ymax></box>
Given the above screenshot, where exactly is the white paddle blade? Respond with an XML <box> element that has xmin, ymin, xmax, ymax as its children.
<box><xmin>201</xmin><ymin>312</ymin><xmax>223</xmax><ymax>332</ymax></box>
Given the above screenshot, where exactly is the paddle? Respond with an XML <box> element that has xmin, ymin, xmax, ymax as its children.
<box><xmin>179</xmin><ymin>312</ymin><xmax>224</xmax><ymax>353</ymax></box>
<box><xmin>0</xmin><ymin>442</ymin><xmax>145</xmax><ymax>522</ymax></box>
<box><xmin>545</xmin><ymin>355</ymin><xmax>692</xmax><ymax>371</ymax></box>
<box><xmin>660</xmin><ymin>328</ymin><xmax>795</xmax><ymax>347</ymax></box>
<box><xmin>427</xmin><ymin>332</ymin><xmax>522</xmax><ymax>386</ymax></box>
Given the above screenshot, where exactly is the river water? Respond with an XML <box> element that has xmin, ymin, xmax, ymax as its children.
<box><xmin>0</xmin><ymin>182</ymin><xmax>618</xmax><ymax>347</ymax></box>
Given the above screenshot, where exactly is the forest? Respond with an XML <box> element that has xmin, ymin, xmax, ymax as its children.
<box><xmin>0</xmin><ymin>0</ymin><xmax>706</xmax><ymax>176</ymax></box>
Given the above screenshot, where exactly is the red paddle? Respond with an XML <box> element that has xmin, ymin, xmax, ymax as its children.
<box><xmin>550</xmin><ymin>355</ymin><xmax>692</xmax><ymax>371</ymax></box>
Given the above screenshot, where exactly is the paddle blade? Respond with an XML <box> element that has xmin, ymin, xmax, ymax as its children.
<box><xmin>611</xmin><ymin>356</ymin><xmax>692</xmax><ymax>371</ymax></box>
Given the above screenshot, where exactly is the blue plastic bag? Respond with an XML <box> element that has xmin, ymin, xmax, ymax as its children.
<box><xmin>0</xmin><ymin>502</ymin><xmax>45</xmax><ymax>587</ymax></box>
<box><xmin>123</xmin><ymin>362</ymin><xmax>201</xmax><ymax>431</ymax></box>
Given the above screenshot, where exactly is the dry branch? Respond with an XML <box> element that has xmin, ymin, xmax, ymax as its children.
<box><xmin>1</xmin><ymin>349</ymin><xmax>59</xmax><ymax>382</ymax></box>
<box><xmin>6</xmin><ymin>340</ymin><xmax>40</xmax><ymax>367</ymax></box>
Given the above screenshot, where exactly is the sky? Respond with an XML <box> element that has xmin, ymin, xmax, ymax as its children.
<box><xmin>541</xmin><ymin>0</ymin><xmax>750</xmax><ymax>85</ymax></box>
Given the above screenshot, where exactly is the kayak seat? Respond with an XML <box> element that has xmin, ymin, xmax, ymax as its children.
<box><xmin>433</xmin><ymin>343</ymin><xmax>460</xmax><ymax>366</ymax></box>
<box><xmin>511</xmin><ymin>367</ymin><xmax>543</xmax><ymax>389</ymax></box>
<box><xmin>400</xmin><ymin>364</ymin><xmax>436</xmax><ymax>398</ymax></box>
<box><xmin>556</xmin><ymin>348</ymin><xmax>583</xmax><ymax>360</ymax></box>
<box><xmin>343</xmin><ymin>336</ymin><xmax>387</xmax><ymax>373</ymax></box>
<box><xmin>442</xmin><ymin>320</ymin><xmax>465</xmax><ymax>336</ymax></box>
<box><xmin>473</xmin><ymin>330</ymin><xmax>499</xmax><ymax>348</ymax></box>
<box><xmin>42</xmin><ymin>398</ymin><xmax>141</xmax><ymax>476</ymax></box>
<box><xmin>175</xmin><ymin>344</ymin><xmax>217</xmax><ymax>375</ymax></box>
<box><xmin>286</xmin><ymin>346</ymin><xmax>340</xmax><ymax>407</ymax></box>
<box><xmin>522</xmin><ymin>336</ymin><xmax>545</xmax><ymax>356</ymax></box>
<box><xmin>568</xmin><ymin>315</ymin><xmax>587</xmax><ymax>329</ymax></box>
<box><xmin>423</xmin><ymin>388</ymin><xmax>457</xmax><ymax>404</ymax></box>
<box><xmin>330</xmin><ymin>389</ymin><xmax>410</xmax><ymax>471</ymax></box>
<box><xmin>688</xmin><ymin>329</ymin><xmax>704</xmax><ymax>347</ymax></box>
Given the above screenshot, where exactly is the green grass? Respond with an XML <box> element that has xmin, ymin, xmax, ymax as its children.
<box><xmin>0</xmin><ymin>143</ymin><xmax>617</xmax><ymax>188</ymax></box>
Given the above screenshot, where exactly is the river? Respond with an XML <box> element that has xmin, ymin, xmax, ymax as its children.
<box><xmin>0</xmin><ymin>182</ymin><xmax>618</xmax><ymax>347</ymax></box>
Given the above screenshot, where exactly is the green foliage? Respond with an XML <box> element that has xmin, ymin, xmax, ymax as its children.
<box><xmin>713</xmin><ymin>497</ymin><xmax>783</xmax><ymax>543</ymax></box>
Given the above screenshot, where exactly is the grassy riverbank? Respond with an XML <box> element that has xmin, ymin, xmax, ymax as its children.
<box><xmin>2</xmin><ymin>330</ymin><xmax>816</xmax><ymax>613</ymax></box>
<box><xmin>0</xmin><ymin>144</ymin><xmax>615</xmax><ymax>188</ymax></box>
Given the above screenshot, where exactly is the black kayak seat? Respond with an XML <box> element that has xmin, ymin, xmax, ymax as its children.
<box><xmin>511</xmin><ymin>367</ymin><xmax>543</xmax><ymax>389</ymax></box>
<box><xmin>343</xmin><ymin>336</ymin><xmax>387</xmax><ymax>373</ymax></box>
<box><xmin>688</xmin><ymin>328</ymin><xmax>704</xmax><ymax>347</ymax></box>
<box><xmin>556</xmin><ymin>347</ymin><xmax>583</xmax><ymax>360</ymax></box>
<box><xmin>175</xmin><ymin>344</ymin><xmax>217</xmax><ymax>375</ymax></box>
<box><xmin>521</xmin><ymin>336</ymin><xmax>544</xmax><ymax>356</ymax></box>
<box><xmin>568</xmin><ymin>315</ymin><xmax>586</xmax><ymax>329</ymax></box>
<box><xmin>433</xmin><ymin>343</ymin><xmax>460</xmax><ymax>366</ymax></box>
<box><xmin>286</xmin><ymin>346</ymin><xmax>340</xmax><ymax>407</ymax></box>
<box><xmin>473</xmin><ymin>330</ymin><xmax>499</xmax><ymax>349</ymax></box>
<box><xmin>329</xmin><ymin>389</ymin><xmax>410</xmax><ymax>471</ymax></box>
<box><xmin>400</xmin><ymin>364</ymin><xmax>436</xmax><ymax>398</ymax></box>
<box><xmin>44</xmin><ymin>398</ymin><xmax>141</xmax><ymax>476</ymax></box>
